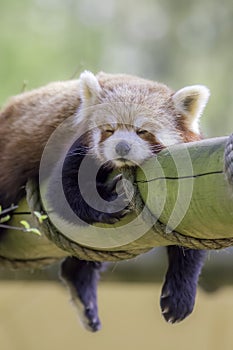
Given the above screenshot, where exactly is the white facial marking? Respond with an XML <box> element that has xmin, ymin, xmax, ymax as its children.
<box><xmin>91</xmin><ymin>128</ymin><xmax>102</xmax><ymax>158</ymax></box>
<box><xmin>134</xmin><ymin>116</ymin><xmax>148</xmax><ymax>129</ymax></box>
<box><xmin>156</xmin><ymin>129</ymin><xmax>182</xmax><ymax>147</ymax></box>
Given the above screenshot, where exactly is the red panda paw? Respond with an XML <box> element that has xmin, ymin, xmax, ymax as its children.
<box><xmin>97</xmin><ymin>174</ymin><xmax>131</xmax><ymax>224</ymax></box>
<box><xmin>97</xmin><ymin>207</ymin><xmax>130</xmax><ymax>224</ymax></box>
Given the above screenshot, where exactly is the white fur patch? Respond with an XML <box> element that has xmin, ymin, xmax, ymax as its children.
<box><xmin>91</xmin><ymin>128</ymin><xmax>102</xmax><ymax>158</ymax></box>
<box><xmin>156</xmin><ymin>129</ymin><xmax>182</xmax><ymax>147</ymax></box>
<box><xmin>134</xmin><ymin>116</ymin><xmax>148</xmax><ymax>129</ymax></box>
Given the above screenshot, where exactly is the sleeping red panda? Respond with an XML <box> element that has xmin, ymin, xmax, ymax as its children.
<box><xmin>0</xmin><ymin>71</ymin><xmax>210</xmax><ymax>331</ymax></box>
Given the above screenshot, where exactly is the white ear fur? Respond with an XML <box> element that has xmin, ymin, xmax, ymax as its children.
<box><xmin>172</xmin><ymin>85</ymin><xmax>210</xmax><ymax>134</ymax></box>
<box><xmin>79</xmin><ymin>70</ymin><xmax>101</xmax><ymax>104</ymax></box>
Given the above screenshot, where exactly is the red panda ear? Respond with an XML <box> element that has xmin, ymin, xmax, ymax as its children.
<box><xmin>79</xmin><ymin>70</ymin><xmax>102</xmax><ymax>105</ymax></box>
<box><xmin>172</xmin><ymin>85</ymin><xmax>210</xmax><ymax>134</ymax></box>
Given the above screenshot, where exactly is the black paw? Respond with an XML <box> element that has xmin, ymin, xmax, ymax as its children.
<box><xmin>160</xmin><ymin>278</ymin><xmax>196</xmax><ymax>323</ymax></box>
<box><xmin>97</xmin><ymin>207</ymin><xmax>129</xmax><ymax>224</ymax></box>
<box><xmin>97</xmin><ymin>174</ymin><xmax>130</xmax><ymax>223</ymax></box>
<box><xmin>84</xmin><ymin>304</ymin><xmax>101</xmax><ymax>332</ymax></box>
<box><xmin>98</xmin><ymin>174</ymin><xmax>124</xmax><ymax>200</ymax></box>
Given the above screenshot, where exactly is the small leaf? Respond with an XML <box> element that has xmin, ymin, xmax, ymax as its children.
<box><xmin>27</xmin><ymin>228</ymin><xmax>41</xmax><ymax>236</ymax></box>
<box><xmin>20</xmin><ymin>220</ymin><xmax>42</xmax><ymax>235</ymax></box>
<box><xmin>34</xmin><ymin>211</ymin><xmax>48</xmax><ymax>223</ymax></box>
<box><xmin>20</xmin><ymin>220</ymin><xmax>31</xmax><ymax>229</ymax></box>
<box><xmin>0</xmin><ymin>215</ymin><xmax>11</xmax><ymax>224</ymax></box>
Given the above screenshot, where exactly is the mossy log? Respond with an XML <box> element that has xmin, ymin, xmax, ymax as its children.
<box><xmin>1</xmin><ymin>136</ymin><xmax>233</xmax><ymax>267</ymax></box>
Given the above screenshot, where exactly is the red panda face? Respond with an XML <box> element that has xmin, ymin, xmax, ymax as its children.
<box><xmin>90</xmin><ymin>118</ymin><xmax>181</xmax><ymax>167</ymax></box>
<box><xmin>77</xmin><ymin>71</ymin><xmax>210</xmax><ymax>167</ymax></box>
<box><xmin>94</xmin><ymin>126</ymin><xmax>162</xmax><ymax>167</ymax></box>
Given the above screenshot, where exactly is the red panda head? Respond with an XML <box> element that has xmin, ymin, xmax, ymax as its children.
<box><xmin>77</xmin><ymin>71</ymin><xmax>210</xmax><ymax>167</ymax></box>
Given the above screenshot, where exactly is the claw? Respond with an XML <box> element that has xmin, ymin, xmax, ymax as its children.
<box><xmin>162</xmin><ymin>307</ymin><xmax>169</xmax><ymax>314</ymax></box>
<box><xmin>161</xmin><ymin>290</ymin><xmax>170</xmax><ymax>298</ymax></box>
<box><xmin>108</xmin><ymin>174</ymin><xmax>123</xmax><ymax>192</ymax></box>
<box><xmin>174</xmin><ymin>319</ymin><xmax>182</xmax><ymax>324</ymax></box>
<box><xmin>99</xmin><ymin>214</ymin><xmax>119</xmax><ymax>224</ymax></box>
<box><xmin>108</xmin><ymin>218</ymin><xmax>120</xmax><ymax>224</ymax></box>
<box><xmin>117</xmin><ymin>192</ymin><xmax>126</xmax><ymax>199</ymax></box>
<box><xmin>168</xmin><ymin>317</ymin><xmax>175</xmax><ymax>324</ymax></box>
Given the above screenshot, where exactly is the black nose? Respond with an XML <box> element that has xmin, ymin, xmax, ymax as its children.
<box><xmin>115</xmin><ymin>141</ymin><xmax>131</xmax><ymax>156</ymax></box>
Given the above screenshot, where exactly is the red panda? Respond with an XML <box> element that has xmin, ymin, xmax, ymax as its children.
<box><xmin>0</xmin><ymin>71</ymin><xmax>209</xmax><ymax>331</ymax></box>
<box><xmin>0</xmin><ymin>71</ymin><xmax>209</xmax><ymax>207</ymax></box>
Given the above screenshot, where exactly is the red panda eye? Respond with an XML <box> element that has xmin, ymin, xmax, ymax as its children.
<box><xmin>137</xmin><ymin>129</ymin><xmax>148</xmax><ymax>136</ymax></box>
<box><xmin>104</xmin><ymin>129</ymin><xmax>114</xmax><ymax>135</ymax></box>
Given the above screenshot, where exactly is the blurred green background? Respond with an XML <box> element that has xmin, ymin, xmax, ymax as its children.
<box><xmin>1</xmin><ymin>0</ymin><xmax>233</xmax><ymax>349</ymax></box>
<box><xmin>1</xmin><ymin>0</ymin><xmax>233</xmax><ymax>136</ymax></box>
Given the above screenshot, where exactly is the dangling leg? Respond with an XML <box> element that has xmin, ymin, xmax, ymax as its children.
<box><xmin>60</xmin><ymin>256</ymin><xmax>106</xmax><ymax>332</ymax></box>
<box><xmin>160</xmin><ymin>246</ymin><xmax>206</xmax><ymax>323</ymax></box>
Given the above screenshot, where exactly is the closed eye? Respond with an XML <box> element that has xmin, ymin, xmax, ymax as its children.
<box><xmin>136</xmin><ymin>129</ymin><xmax>148</xmax><ymax>136</ymax></box>
<box><xmin>101</xmin><ymin>129</ymin><xmax>115</xmax><ymax>140</ymax></box>
<box><xmin>105</xmin><ymin>129</ymin><xmax>114</xmax><ymax>135</ymax></box>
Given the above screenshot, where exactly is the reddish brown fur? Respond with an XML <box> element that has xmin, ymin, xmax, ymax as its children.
<box><xmin>0</xmin><ymin>73</ymin><xmax>202</xmax><ymax>206</ymax></box>
<box><xmin>176</xmin><ymin>116</ymin><xmax>202</xmax><ymax>142</ymax></box>
<box><xmin>0</xmin><ymin>80</ymin><xmax>82</xmax><ymax>205</ymax></box>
